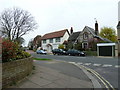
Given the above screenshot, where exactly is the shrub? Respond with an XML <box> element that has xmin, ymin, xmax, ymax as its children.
<box><xmin>85</xmin><ymin>51</ymin><xmax>97</xmax><ymax>56</ymax></box>
<box><xmin>16</xmin><ymin>51</ymin><xmax>31</xmax><ymax>59</ymax></box>
<box><xmin>58</xmin><ymin>44</ymin><xmax>65</xmax><ymax>49</ymax></box>
<box><xmin>2</xmin><ymin>39</ymin><xmax>31</xmax><ymax>63</ymax></box>
<box><xmin>2</xmin><ymin>39</ymin><xmax>19</xmax><ymax>62</ymax></box>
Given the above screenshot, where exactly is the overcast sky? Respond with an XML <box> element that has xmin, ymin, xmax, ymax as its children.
<box><xmin>0</xmin><ymin>0</ymin><xmax>119</xmax><ymax>46</ymax></box>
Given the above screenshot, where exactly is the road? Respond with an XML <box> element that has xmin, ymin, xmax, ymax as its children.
<box><xmin>32</xmin><ymin>53</ymin><xmax>119</xmax><ymax>89</ymax></box>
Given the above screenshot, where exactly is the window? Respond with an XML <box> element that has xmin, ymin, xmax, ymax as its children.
<box><xmin>83</xmin><ymin>33</ymin><xmax>88</xmax><ymax>39</ymax></box>
<box><xmin>55</xmin><ymin>37</ymin><xmax>60</xmax><ymax>42</ymax></box>
<box><xmin>83</xmin><ymin>43</ymin><xmax>88</xmax><ymax>49</ymax></box>
<box><xmin>49</xmin><ymin>39</ymin><xmax>53</xmax><ymax>43</ymax></box>
<box><xmin>43</xmin><ymin>39</ymin><xmax>46</xmax><ymax>43</ymax></box>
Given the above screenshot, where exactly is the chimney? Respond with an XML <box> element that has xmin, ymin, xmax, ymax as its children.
<box><xmin>95</xmin><ymin>21</ymin><xmax>99</xmax><ymax>35</ymax></box>
<box><xmin>70</xmin><ymin>27</ymin><xmax>73</xmax><ymax>35</ymax></box>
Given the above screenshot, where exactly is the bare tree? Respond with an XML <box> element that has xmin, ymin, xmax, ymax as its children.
<box><xmin>0</xmin><ymin>7</ymin><xmax>37</xmax><ymax>42</ymax></box>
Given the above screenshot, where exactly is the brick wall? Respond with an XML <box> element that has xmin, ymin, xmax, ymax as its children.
<box><xmin>0</xmin><ymin>37</ymin><xmax>2</xmax><ymax>62</ymax></box>
<box><xmin>0</xmin><ymin>37</ymin><xmax>2</xmax><ymax>90</ymax></box>
<box><xmin>2</xmin><ymin>57</ymin><xmax>33</xmax><ymax>88</ymax></box>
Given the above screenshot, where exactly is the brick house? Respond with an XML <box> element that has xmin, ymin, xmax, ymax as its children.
<box><xmin>33</xmin><ymin>35</ymin><xmax>42</xmax><ymax>50</ymax></box>
<box><xmin>41</xmin><ymin>29</ymin><xmax>70</xmax><ymax>52</ymax></box>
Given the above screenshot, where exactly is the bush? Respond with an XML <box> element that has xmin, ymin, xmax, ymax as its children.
<box><xmin>85</xmin><ymin>51</ymin><xmax>97</xmax><ymax>56</ymax></box>
<box><xmin>58</xmin><ymin>44</ymin><xmax>65</xmax><ymax>49</ymax></box>
<box><xmin>2</xmin><ymin>39</ymin><xmax>19</xmax><ymax>62</ymax></box>
<box><xmin>2</xmin><ymin>39</ymin><xmax>31</xmax><ymax>63</ymax></box>
<box><xmin>16</xmin><ymin>51</ymin><xmax>31</xmax><ymax>59</ymax></box>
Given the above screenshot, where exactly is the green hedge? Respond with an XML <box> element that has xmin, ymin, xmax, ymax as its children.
<box><xmin>85</xmin><ymin>51</ymin><xmax>97</xmax><ymax>56</ymax></box>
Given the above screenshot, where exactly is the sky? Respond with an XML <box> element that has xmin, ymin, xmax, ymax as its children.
<box><xmin>0</xmin><ymin>0</ymin><xmax>119</xmax><ymax>46</ymax></box>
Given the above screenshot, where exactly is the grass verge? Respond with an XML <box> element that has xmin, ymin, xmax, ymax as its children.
<box><xmin>33</xmin><ymin>57</ymin><xmax>52</xmax><ymax>61</ymax></box>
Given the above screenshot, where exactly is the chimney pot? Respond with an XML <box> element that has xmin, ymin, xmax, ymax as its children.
<box><xmin>70</xmin><ymin>27</ymin><xmax>73</xmax><ymax>34</ymax></box>
<box><xmin>95</xmin><ymin>21</ymin><xmax>99</xmax><ymax>35</ymax></box>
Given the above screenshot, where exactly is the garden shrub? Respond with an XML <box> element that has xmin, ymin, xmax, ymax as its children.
<box><xmin>85</xmin><ymin>51</ymin><xmax>97</xmax><ymax>56</ymax></box>
<box><xmin>2</xmin><ymin>39</ymin><xmax>31</xmax><ymax>63</ymax></box>
<box><xmin>16</xmin><ymin>50</ymin><xmax>31</xmax><ymax>59</ymax></box>
<box><xmin>2</xmin><ymin>39</ymin><xmax>19</xmax><ymax>62</ymax></box>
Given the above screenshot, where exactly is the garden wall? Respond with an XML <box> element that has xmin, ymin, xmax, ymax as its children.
<box><xmin>2</xmin><ymin>57</ymin><xmax>33</xmax><ymax>88</ymax></box>
<box><xmin>0</xmin><ymin>37</ymin><xmax>2</xmax><ymax>89</ymax></box>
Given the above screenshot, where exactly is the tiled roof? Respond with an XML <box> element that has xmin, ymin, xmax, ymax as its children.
<box><xmin>68</xmin><ymin>31</ymin><xmax>81</xmax><ymax>41</ymax></box>
<box><xmin>85</xmin><ymin>26</ymin><xmax>96</xmax><ymax>36</ymax></box>
<box><xmin>85</xmin><ymin>26</ymin><xmax>112</xmax><ymax>43</ymax></box>
<box><xmin>42</xmin><ymin>29</ymin><xmax>69</xmax><ymax>40</ymax></box>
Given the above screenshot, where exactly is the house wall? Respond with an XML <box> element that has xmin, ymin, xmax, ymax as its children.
<box><xmin>41</xmin><ymin>31</ymin><xmax>69</xmax><ymax>52</ymax></box>
<box><xmin>78</xmin><ymin>27</ymin><xmax>94</xmax><ymax>43</ymax></box>
<box><xmin>77</xmin><ymin>27</ymin><xmax>94</xmax><ymax>49</ymax></box>
<box><xmin>61</xmin><ymin>31</ymin><xmax>70</xmax><ymax>43</ymax></box>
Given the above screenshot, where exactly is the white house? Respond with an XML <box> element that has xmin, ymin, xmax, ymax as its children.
<box><xmin>41</xmin><ymin>29</ymin><xmax>70</xmax><ymax>52</ymax></box>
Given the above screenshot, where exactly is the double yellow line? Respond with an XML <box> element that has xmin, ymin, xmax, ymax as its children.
<box><xmin>81</xmin><ymin>65</ymin><xmax>115</xmax><ymax>90</ymax></box>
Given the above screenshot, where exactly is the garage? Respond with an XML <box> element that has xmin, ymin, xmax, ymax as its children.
<box><xmin>97</xmin><ymin>43</ymin><xmax>116</xmax><ymax>57</ymax></box>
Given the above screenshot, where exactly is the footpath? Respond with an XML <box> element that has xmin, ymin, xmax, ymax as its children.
<box><xmin>7</xmin><ymin>59</ymin><xmax>102</xmax><ymax>88</ymax></box>
<box><xmin>7</xmin><ymin>50</ymin><xmax>102</xmax><ymax>88</ymax></box>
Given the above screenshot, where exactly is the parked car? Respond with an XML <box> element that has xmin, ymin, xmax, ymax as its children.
<box><xmin>52</xmin><ymin>49</ymin><xmax>67</xmax><ymax>55</ymax></box>
<box><xmin>36</xmin><ymin>50</ymin><xmax>47</xmax><ymax>54</ymax></box>
<box><xmin>66</xmin><ymin>49</ymin><xmax>85</xmax><ymax>56</ymax></box>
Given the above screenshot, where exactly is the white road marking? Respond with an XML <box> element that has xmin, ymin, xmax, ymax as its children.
<box><xmin>84</xmin><ymin>63</ymin><xmax>91</xmax><ymax>66</ymax></box>
<box><xmin>102</xmin><ymin>64</ymin><xmax>112</xmax><ymax>67</ymax></box>
<box><xmin>115</xmin><ymin>65</ymin><xmax>120</xmax><ymax>68</ymax></box>
<box><xmin>68</xmin><ymin>62</ymin><xmax>76</xmax><ymax>64</ymax></box>
<box><xmin>93</xmin><ymin>64</ymin><xmax>101</xmax><ymax>67</ymax></box>
<box><xmin>77</xmin><ymin>62</ymin><xmax>83</xmax><ymax>65</ymax></box>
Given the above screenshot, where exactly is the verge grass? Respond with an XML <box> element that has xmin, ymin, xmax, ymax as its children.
<box><xmin>33</xmin><ymin>57</ymin><xmax>52</xmax><ymax>61</ymax></box>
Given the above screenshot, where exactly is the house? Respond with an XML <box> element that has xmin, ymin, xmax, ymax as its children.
<box><xmin>68</xmin><ymin>27</ymin><xmax>81</xmax><ymax>44</ymax></box>
<box><xmin>41</xmin><ymin>29</ymin><xmax>70</xmax><ymax>52</ymax></box>
<box><xmin>69</xmin><ymin>21</ymin><xmax>112</xmax><ymax>50</ymax></box>
<box><xmin>33</xmin><ymin>35</ymin><xmax>42</xmax><ymax>50</ymax></box>
<box><xmin>67</xmin><ymin>28</ymin><xmax>81</xmax><ymax>49</ymax></box>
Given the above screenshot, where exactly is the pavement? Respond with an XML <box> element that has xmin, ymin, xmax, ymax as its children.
<box><xmin>6</xmin><ymin>59</ymin><xmax>103</xmax><ymax>89</ymax></box>
<box><xmin>5</xmin><ymin>50</ymin><xmax>102</xmax><ymax>88</ymax></box>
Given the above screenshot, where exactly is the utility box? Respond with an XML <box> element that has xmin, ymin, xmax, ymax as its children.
<box><xmin>97</xmin><ymin>43</ymin><xmax>116</xmax><ymax>57</ymax></box>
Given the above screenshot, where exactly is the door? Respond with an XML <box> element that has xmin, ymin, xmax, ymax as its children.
<box><xmin>99</xmin><ymin>46</ymin><xmax>112</xmax><ymax>56</ymax></box>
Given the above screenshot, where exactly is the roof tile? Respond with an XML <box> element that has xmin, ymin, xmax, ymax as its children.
<box><xmin>42</xmin><ymin>29</ymin><xmax>69</xmax><ymax>40</ymax></box>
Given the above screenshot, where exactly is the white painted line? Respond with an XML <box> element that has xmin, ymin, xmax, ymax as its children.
<box><xmin>77</xmin><ymin>62</ymin><xmax>83</xmax><ymax>65</ymax></box>
<box><xmin>102</xmin><ymin>64</ymin><xmax>112</xmax><ymax>67</ymax></box>
<box><xmin>84</xmin><ymin>63</ymin><xmax>91</xmax><ymax>66</ymax></box>
<box><xmin>93</xmin><ymin>64</ymin><xmax>101</xmax><ymax>67</ymax></box>
<box><xmin>115</xmin><ymin>65</ymin><xmax>120</xmax><ymax>68</ymax></box>
<box><xmin>68</xmin><ymin>62</ymin><xmax>76</xmax><ymax>64</ymax></box>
